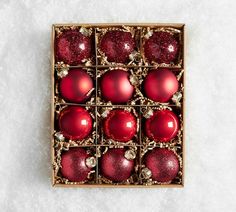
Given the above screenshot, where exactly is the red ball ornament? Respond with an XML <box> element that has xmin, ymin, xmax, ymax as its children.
<box><xmin>59</xmin><ymin>106</ymin><xmax>93</xmax><ymax>140</ymax></box>
<box><xmin>100</xmin><ymin>69</ymin><xmax>134</xmax><ymax>104</ymax></box>
<box><xmin>103</xmin><ymin>109</ymin><xmax>137</xmax><ymax>142</ymax></box>
<box><xmin>59</xmin><ymin>69</ymin><xmax>93</xmax><ymax>103</ymax></box>
<box><xmin>144</xmin><ymin>31</ymin><xmax>179</xmax><ymax>64</ymax></box>
<box><xmin>145</xmin><ymin>110</ymin><xmax>179</xmax><ymax>142</ymax></box>
<box><xmin>144</xmin><ymin>148</ymin><xmax>179</xmax><ymax>183</ymax></box>
<box><xmin>61</xmin><ymin>148</ymin><xmax>93</xmax><ymax>182</ymax></box>
<box><xmin>55</xmin><ymin>30</ymin><xmax>92</xmax><ymax>65</ymax></box>
<box><xmin>144</xmin><ymin>69</ymin><xmax>178</xmax><ymax>102</ymax></box>
<box><xmin>100</xmin><ymin>148</ymin><xmax>134</xmax><ymax>182</ymax></box>
<box><xmin>100</xmin><ymin>30</ymin><xmax>135</xmax><ymax>63</ymax></box>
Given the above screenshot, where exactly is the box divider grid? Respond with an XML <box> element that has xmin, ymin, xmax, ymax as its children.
<box><xmin>138</xmin><ymin>106</ymin><xmax>142</xmax><ymax>184</ymax></box>
<box><xmin>63</xmin><ymin>65</ymin><xmax>183</xmax><ymax>69</ymax></box>
<box><xmin>94</xmin><ymin>28</ymin><xmax>99</xmax><ymax>183</ymax></box>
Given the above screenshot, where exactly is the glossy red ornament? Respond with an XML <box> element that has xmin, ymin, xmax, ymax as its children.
<box><xmin>61</xmin><ymin>148</ymin><xmax>92</xmax><ymax>182</ymax></box>
<box><xmin>144</xmin><ymin>31</ymin><xmax>179</xmax><ymax>64</ymax></box>
<box><xmin>145</xmin><ymin>110</ymin><xmax>179</xmax><ymax>142</ymax></box>
<box><xmin>55</xmin><ymin>30</ymin><xmax>92</xmax><ymax>65</ymax></box>
<box><xmin>100</xmin><ymin>30</ymin><xmax>135</xmax><ymax>63</ymax></box>
<box><xmin>144</xmin><ymin>148</ymin><xmax>179</xmax><ymax>182</ymax></box>
<box><xmin>144</xmin><ymin>69</ymin><xmax>178</xmax><ymax>102</ymax></box>
<box><xmin>100</xmin><ymin>69</ymin><xmax>134</xmax><ymax>103</ymax></box>
<box><xmin>103</xmin><ymin>109</ymin><xmax>137</xmax><ymax>142</ymax></box>
<box><xmin>100</xmin><ymin>148</ymin><xmax>134</xmax><ymax>182</ymax></box>
<box><xmin>59</xmin><ymin>69</ymin><xmax>93</xmax><ymax>103</ymax></box>
<box><xmin>59</xmin><ymin>106</ymin><xmax>93</xmax><ymax>140</ymax></box>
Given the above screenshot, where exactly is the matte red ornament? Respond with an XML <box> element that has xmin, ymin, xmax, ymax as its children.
<box><xmin>144</xmin><ymin>31</ymin><xmax>179</xmax><ymax>64</ymax></box>
<box><xmin>61</xmin><ymin>148</ymin><xmax>92</xmax><ymax>182</ymax></box>
<box><xmin>59</xmin><ymin>106</ymin><xmax>93</xmax><ymax>140</ymax></box>
<box><xmin>100</xmin><ymin>30</ymin><xmax>135</xmax><ymax>63</ymax></box>
<box><xmin>103</xmin><ymin>109</ymin><xmax>137</xmax><ymax>142</ymax></box>
<box><xmin>144</xmin><ymin>69</ymin><xmax>178</xmax><ymax>102</ymax></box>
<box><xmin>144</xmin><ymin>148</ymin><xmax>179</xmax><ymax>183</ymax></box>
<box><xmin>59</xmin><ymin>69</ymin><xmax>93</xmax><ymax>103</ymax></box>
<box><xmin>55</xmin><ymin>30</ymin><xmax>92</xmax><ymax>65</ymax></box>
<box><xmin>100</xmin><ymin>69</ymin><xmax>134</xmax><ymax>103</ymax></box>
<box><xmin>100</xmin><ymin>148</ymin><xmax>134</xmax><ymax>182</ymax></box>
<box><xmin>145</xmin><ymin>110</ymin><xmax>179</xmax><ymax>142</ymax></box>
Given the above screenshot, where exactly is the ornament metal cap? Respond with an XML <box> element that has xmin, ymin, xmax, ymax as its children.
<box><xmin>142</xmin><ymin>108</ymin><xmax>154</xmax><ymax>119</ymax></box>
<box><xmin>124</xmin><ymin>149</ymin><xmax>136</xmax><ymax>160</ymax></box>
<box><xmin>79</xmin><ymin>27</ymin><xmax>91</xmax><ymax>37</ymax></box>
<box><xmin>85</xmin><ymin>156</ymin><xmax>97</xmax><ymax>168</ymax></box>
<box><xmin>129</xmin><ymin>50</ymin><xmax>141</xmax><ymax>62</ymax></box>
<box><xmin>57</xmin><ymin>67</ymin><xmax>69</xmax><ymax>78</ymax></box>
<box><xmin>55</xmin><ymin>62</ymin><xmax>69</xmax><ymax>78</ymax></box>
<box><xmin>144</xmin><ymin>30</ymin><xmax>153</xmax><ymax>39</ymax></box>
<box><xmin>129</xmin><ymin>74</ymin><xmax>139</xmax><ymax>86</ymax></box>
<box><xmin>172</xmin><ymin>92</ymin><xmax>182</xmax><ymax>107</ymax></box>
<box><xmin>101</xmin><ymin>108</ymin><xmax>110</xmax><ymax>118</ymax></box>
<box><xmin>140</xmin><ymin>167</ymin><xmax>152</xmax><ymax>179</ymax></box>
<box><xmin>54</xmin><ymin>132</ymin><xmax>65</xmax><ymax>142</ymax></box>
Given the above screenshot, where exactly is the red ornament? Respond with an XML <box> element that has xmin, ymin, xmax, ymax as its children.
<box><xmin>100</xmin><ymin>30</ymin><xmax>135</xmax><ymax>63</ymax></box>
<box><xmin>61</xmin><ymin>148</ymin><xmax>92</xmax><ymax>182</ymax></box>
<box><xmin>59</xmin><ymin>69</ymin><xmax>93</xmax><ymax>103</ymax></box>
<box><xmin>144</xmin><ymin>148</ymin><xmax>179</xmax><ymax>183</ymax></box>
<box><xmin>100</xmin><ymin>69</ymin><xmax>134</xmax><ymax>103</ymax></box>
<box><xmin>144</xmin><ymin>31</ymin><xmax>179</xmax><ymax>64</ymax></box>
<box><xmin>59</xmin><ymin>106</ymin><xmax>93</xmax><ymax>140</ymax></box>
<box><xmin>100</xmin><ymin>148</ymin><xmax>134</xmax><ymax>182</ymax></box>
<box><xmin>103</xmin><ymin>109</ymin><xmax>137</xmax><ymax>142</ymax></box>
<box><xmin>55</xmin><ymin>30</ymin><xmax>92</xmax><ymax>65</ymax></box>
<box><xmin>145</xmin><ymin>110</ymin><xmax>179</xmax><ymax>142</ymax></box>
<box><xmin>144</xmin><ymin>69</ymin><xmax>178</xmax><ymax>102</ymax></box>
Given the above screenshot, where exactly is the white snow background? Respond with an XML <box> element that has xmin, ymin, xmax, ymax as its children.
<box><xmin>0</xmin><ymin>0</ymin><xmax>236</xmax><ymax>211</ymax></box>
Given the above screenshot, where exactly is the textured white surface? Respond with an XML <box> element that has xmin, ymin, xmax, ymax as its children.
<box><xmin>0</xmin><ymin>0</ymin><xmax>236</xmax><ymax>211</ymax></box>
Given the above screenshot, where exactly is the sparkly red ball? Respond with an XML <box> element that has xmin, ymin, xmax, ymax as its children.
<box><xmin>59</xmin><ymin>106</ymin><xmax>93</xmax><ymax>140</ymax></box>
<box><xmin>145</xmin><ymin>110</ymin><xmax>179</xmax><ymax>142</ymax></box>
<box><xmin>61</xmin><ymin>148</ymin><xmax>92</xmax><ymax>182</ymax></box>
<box><xmin>59</xmin><ymin>69</ymin><xmax>93</xmax><ymax>103</ymax></box>
<box><xmin>100</xmin><ymin>30</ymin><xmax>135</xmax><ymax>63</ymax></box>
<box><xmin>144</xmin><ymin>31</ymin><xmax>179</xmax><ymax>64</ymax></box>
<box><xmin>103</xmin><ymin>109</ymin><xmax>137</xmax><ymax>142</ymax></box>
<box><xmin>100</xmin><ymin>148</ymin><xmax>134</xmax><ymax>182</ymax></box>
<box><xmin>144</xmin><ymin>69</ymin><xmax>178</xmax><ymax>102</ymax></box>
<box><xmin>101</xmin><ymin>69</ymin><xmax>134</xmax><ymax>104</ymax></box>
<box><xmin>144</xmin><ymin>148</ymin><xmax>179</xmax><ymax>183</ymax></box>
<box><xmin>55</xmin><ymin>30</ymin><xmax>92</xmax><ymax>65</ymax></box>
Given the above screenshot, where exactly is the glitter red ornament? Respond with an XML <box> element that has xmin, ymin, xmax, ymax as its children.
<box><xmin>100</xmin><ymin>30</ymin><xmax>135</xmax><ymax>63</ymax></box>
<box><xmin>61</xmin><ymin>148</ymin><xmax>93</xmax><ymax>182</ymax></box>
<box><xmin>59</xmin><ymin>106</ymin><xmax>93</xmax><ymax>140</ymax></box>
<box><xmin>59</xmin><ymin>69</ymin><xmax>93</xmax><ymax>103</ymax></box>
<box><xmin>55</xmin><ymin>30</ymin><xmax>92</xmax><ymax>65</ymax></box>
<box><xmin>145</xmin><ymin>110</ymin><xmax>179</xmax><ymax>142</ymax></box>
<box><xmin>144</xmin><ymin>69</ymin><xmax>179</xmax><ymax>102</ymax></box>
<box><xmin>100</xmin><ymin>69</ymin><xmax>134</xmax><ymax>104</ymax></box>
<box><xmin>144</xmin><ymin>148</ymin><xmax>179</xmax><ymax>183</ymax></box>
<box><xmin>100</xmin><ymin>148</ymin><xmax>134</xmax><ymax>182</ymax></box>
<box><xmin>103</xmin><ymin>109</ymin><xmax>137</xmax><ymax>142</ymax></box>
<box><xmin>144</xmin><ymin>31</ymin><xmax>179</xmax><ymax>64</ymax></box>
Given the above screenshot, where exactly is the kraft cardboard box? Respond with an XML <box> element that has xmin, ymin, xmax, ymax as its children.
<box><xmin>51</xmin><ymin>23</ymin><xmax>185</xmax><ymax>188</ymax></box>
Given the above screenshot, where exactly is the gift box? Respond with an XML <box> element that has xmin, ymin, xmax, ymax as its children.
<box><xmin>51</xmin><ymin>23</ymin><xmax>185</xmax><ymax>187</ymax></box>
